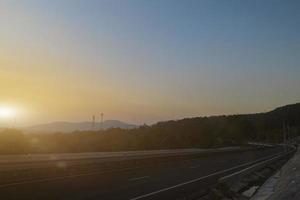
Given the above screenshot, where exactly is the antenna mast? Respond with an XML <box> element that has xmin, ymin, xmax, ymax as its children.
<box><xmin>101</xmin><ymin>113</ymin><xmax>104</xmax><ymax>130</ymax></box>
<box><xmin>92</xmin><ymin>115</ymin><xmax>95</xmax><ymax>130</ymax></box>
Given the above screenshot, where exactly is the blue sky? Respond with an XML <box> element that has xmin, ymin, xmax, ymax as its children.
<box><xmin>0</xmin><ymin>0</ymin><xmax>299</xmax><ymax>125</ymax></box>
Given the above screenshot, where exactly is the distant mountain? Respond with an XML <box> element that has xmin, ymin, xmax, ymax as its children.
<box><xmin>25</xmin><ymin>120</ymin><xmax>137</xmax><ymax>133</ymax></box>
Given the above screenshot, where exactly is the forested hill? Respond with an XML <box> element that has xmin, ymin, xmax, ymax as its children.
<box><xmin>0</xmin><ymin>103</ymin><xmax>299</xmax><ymax>154</ymax></box>
<box><xmin>149</xmin><ymin>103</ymin><xmax>300</xmax><ymax>147</ymax></box>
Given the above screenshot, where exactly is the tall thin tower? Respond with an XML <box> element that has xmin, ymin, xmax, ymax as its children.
<box><xmin>100</xmin><ymin>113</ymin><xmax>104</xmax><ymax>130</ymax></box>
<box><xmin>92</xmin><ymin>115</ymin><xmax>95</xmax><ymax>130</ymax></box>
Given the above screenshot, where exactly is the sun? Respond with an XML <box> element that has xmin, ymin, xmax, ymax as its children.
<box><xmin>0</xmin><ymin>106</ymin><xmax>16</xmax><ymax>119</ymax></box>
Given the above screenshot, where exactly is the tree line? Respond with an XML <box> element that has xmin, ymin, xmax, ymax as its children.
<box><xmin>0</xmin><ymin>103</ymin><xmax>299</xmax><ymax>154</ymax></box>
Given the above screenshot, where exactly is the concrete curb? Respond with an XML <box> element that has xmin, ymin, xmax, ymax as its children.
<box><xmin>250</xmin><ymin>171</ymin><xmax>280</xmax><ymax>200</ymax></box>
<box><xmin>251</xmin><ymin>147</ymin><xmax>299</xmax><ymax>200</ymax></box>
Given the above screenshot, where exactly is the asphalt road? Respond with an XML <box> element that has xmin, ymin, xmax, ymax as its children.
<box><xmin>0</xmin><ymin>146</ymin><xmax>283</xmax><ymax>200</ymax></box>
<box><xmin>0</xmin><ymin>147</ymin><xmax>241</xmax><ymax>171</ymax></box>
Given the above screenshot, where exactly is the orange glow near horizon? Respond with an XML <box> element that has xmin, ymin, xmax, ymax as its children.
<box><xmin>0</xmin><ymin>1</ymin><xmax>299</xmax><ymax>126</ymax></box>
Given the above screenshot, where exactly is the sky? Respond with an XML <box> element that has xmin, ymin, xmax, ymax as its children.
<box><xmin>0</xmin><ymin>0</ymin><xmax>299</xmax><ymax>126</ymax></box>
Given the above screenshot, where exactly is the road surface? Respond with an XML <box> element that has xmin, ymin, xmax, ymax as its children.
<box><xmin>0</xmin><ymin>146</ymin><xmax>283</xmax><ymax>200</ymax></box>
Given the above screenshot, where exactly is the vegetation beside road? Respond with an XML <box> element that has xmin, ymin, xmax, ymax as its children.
<box><xmin>0</xmin><ymin>103</ymin><xmax>299</xmax><ymax>154</ymax></box>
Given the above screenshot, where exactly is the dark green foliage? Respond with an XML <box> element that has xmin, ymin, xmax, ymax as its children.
<box><xmin>0</xmin><ymin>103</ymin><xmax>299</xmax><ymax>154</ymax></box>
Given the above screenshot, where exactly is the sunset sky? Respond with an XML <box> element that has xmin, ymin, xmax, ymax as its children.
<box><xmin>0</xmin><ymin>0</ymin><xmax>299</xmax><ymax>126</ymax></box>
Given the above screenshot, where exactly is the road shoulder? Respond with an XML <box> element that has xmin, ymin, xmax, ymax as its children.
<box><xmin>251</xmin><ymin>147</ymin><xmax>300</xmax><ymax>200</ymax></box>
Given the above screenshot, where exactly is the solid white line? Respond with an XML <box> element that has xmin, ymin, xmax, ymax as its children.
<box><xmin>219</xmin><ymin>155</ymin><xmax>281</xmax><ymax>181</ymax></box>
<box><xmin>130</xmin><ymin>152</ymin><xmax>283</xmax><ymax>200</ymax></box>
<box><xmin>220</xmin><ymin>150</ymin><xmax>293</xmax><ymax>181</ymax></box>
<box><xmin>129</xmin><ymin>176</ymin><xmax>150</xmax><ymax>181</ymax></box>
<box><xmin>0</xmin><ymin>150</ymin><xmax>283</xmax><ymax>191</ymax></box>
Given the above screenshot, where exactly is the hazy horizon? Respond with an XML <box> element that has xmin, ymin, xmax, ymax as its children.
<box><xmin>1</xmin><ymin>101</ymin><xmax>298</xmax><ymax>129</ymax></box>
<box><xmin>1</xmin><ymin>0</ymin><xmax>299</xmax><ymax>127</ymax></box>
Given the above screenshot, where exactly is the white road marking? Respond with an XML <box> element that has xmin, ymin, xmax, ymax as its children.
<box><xmin>219</xmin><ymin>153</ymin><xmax>285</xmax><ymax>181</ymax></box>
<box><xmin>0</xmin><ymin>149</ymin><xmax>282</xmax><ymax>193</ymax></box>
<box><xmin>129</xmin><ymin>176</ymin><xmax>150</xmax><ymax>181</ymax></box>
<box><xmin>130</xmin><ymin>152</ymin><xmax>282</xmax><ymax>200</ymax></box>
